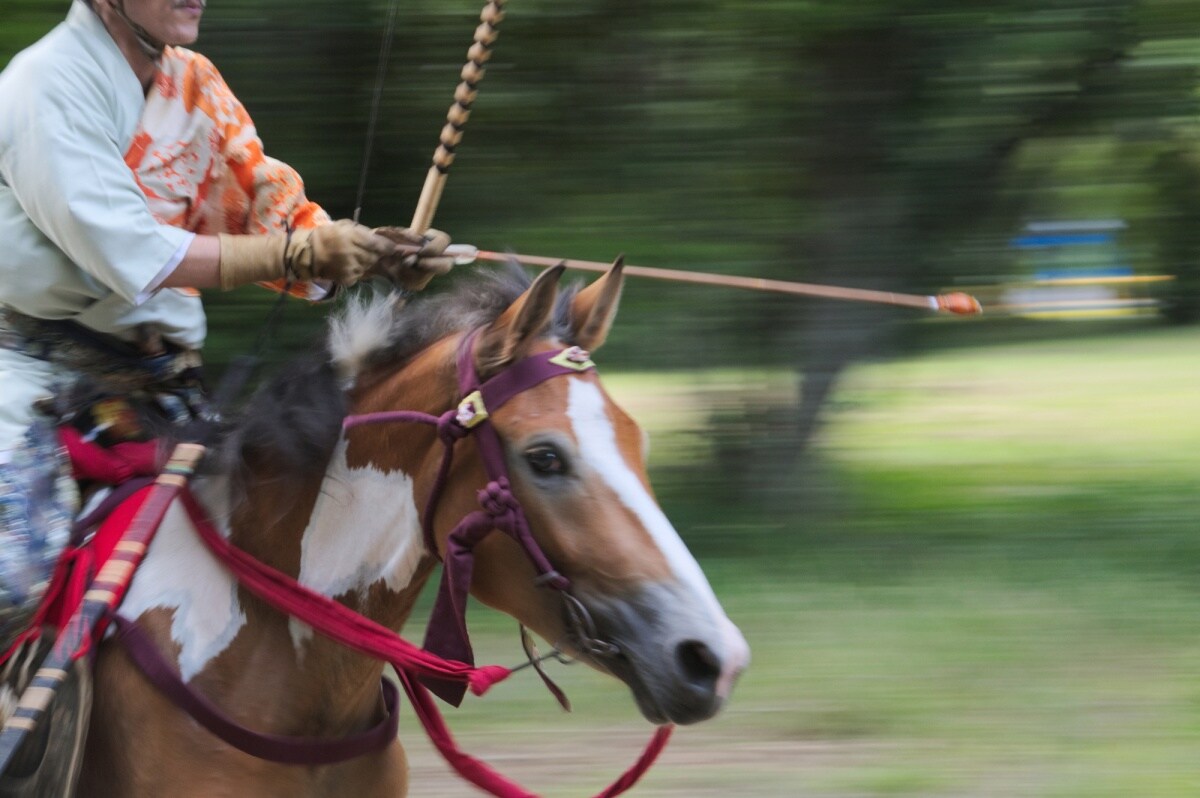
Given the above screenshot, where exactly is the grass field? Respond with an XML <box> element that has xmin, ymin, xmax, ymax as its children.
<box><xmin>401</xmin><ymin>322</ymin><xmax>1200</xmax><ymax>797</ymax></box>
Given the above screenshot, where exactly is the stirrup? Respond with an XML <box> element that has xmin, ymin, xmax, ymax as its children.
<box><xmin>0</xmin><ymin>641</ymin><xmax>91</xmax><ymax>798</ymax></box>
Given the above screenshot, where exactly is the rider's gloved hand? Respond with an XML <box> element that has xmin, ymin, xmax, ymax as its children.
<box><xmin>217</xmin><ymin>220</ymin><xmax>395</xmax><ymax>289</ymax></box>
<box><xmin>368</xmin><ymin>227</ymin><xmax>455</xmax><ymax>291</ymax></box>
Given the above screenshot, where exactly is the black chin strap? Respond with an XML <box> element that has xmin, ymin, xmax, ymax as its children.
<box><xmin>106</xmin><ymin>0</ymin><xmax>167</xmax><ymax>61</ymax></box>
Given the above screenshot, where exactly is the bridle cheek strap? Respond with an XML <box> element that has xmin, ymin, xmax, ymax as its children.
<box><xmin>447</xmin><ymin>331</ymin><xmax>588</xmax><ymax>585</ymax></box>
<box><xmin>424</xmin><ymin>332</ymin><xmax>584</xmax><ymax>704</ymax></box>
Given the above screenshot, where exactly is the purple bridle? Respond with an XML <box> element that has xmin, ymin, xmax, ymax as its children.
<box><xmin>342</xmin><ymin>329</ymin><xmax>611</xmax><ymax>705</ymax></box>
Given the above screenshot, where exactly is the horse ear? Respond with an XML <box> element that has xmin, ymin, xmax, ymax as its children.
<box><xmin>476</xmin><ymin>263</ymin><xmax>566</xmax><ymax>374</ymax></box>
<box><xmin>569</xmin><ymin>256</ymin><xmax>625</xmax><ymax>351</ymax></box>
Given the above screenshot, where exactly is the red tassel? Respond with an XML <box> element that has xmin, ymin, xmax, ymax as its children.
<box><xmin>468</xmin><ymin>665</ymin><xmax>512</xmax><ymax>696</ymax></box>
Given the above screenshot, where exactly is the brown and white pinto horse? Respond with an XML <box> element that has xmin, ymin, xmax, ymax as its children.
<box><xmin>78</xmin><ymin>260</ymin><xmax>749</xmax><ymax>797</ymax></box>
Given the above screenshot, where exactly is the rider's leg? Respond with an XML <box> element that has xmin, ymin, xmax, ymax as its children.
<box><xmin>0</xmin><ymin>351</ymin><xmax>78</xmax><ymax>667</ymax></box>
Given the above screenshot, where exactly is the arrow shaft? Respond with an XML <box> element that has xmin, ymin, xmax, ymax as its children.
<box><xmin>473</xmin><ymin>250</ymin><xmax>980</xmax><ymax>313</ymax></box>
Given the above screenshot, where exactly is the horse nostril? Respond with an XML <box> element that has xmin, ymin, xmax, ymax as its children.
<box><xmin>675</xmin><ymin>640</ymin><xmax>721</xmax><ymax>688</ymax></box>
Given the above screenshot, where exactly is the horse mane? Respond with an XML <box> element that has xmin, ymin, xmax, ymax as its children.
<box><xmin>220</xmin><ymin>262</ymin><xmax>582</xmax><ymax>495</ymax></box>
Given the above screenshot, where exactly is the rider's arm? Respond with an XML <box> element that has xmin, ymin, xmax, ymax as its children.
<box><xmin>159</xmin><ymin>235</ymin><xmax>221</xmax><ymax>289</ymax></box>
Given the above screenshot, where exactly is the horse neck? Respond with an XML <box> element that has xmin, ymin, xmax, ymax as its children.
<box><xmin>220</xmin><ymin>335</ymin><xmax>464</xmax><ymax>684</ymax></box>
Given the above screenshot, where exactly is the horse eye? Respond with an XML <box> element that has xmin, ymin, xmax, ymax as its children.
<box><xmin>525</xmin><ymin>445</ymin><xmax>567</xmax><ymax>476</ymax></box>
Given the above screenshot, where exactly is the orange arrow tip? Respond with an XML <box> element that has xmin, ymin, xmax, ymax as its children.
<box><xmin>936</xmin><ymin>292</ymin><xmax>983</xmax><ymax>316</ymax></box>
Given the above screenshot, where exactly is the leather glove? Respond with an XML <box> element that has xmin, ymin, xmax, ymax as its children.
<box><xmin>218</xmin><ymin>220</ymin><xmax>395</xmax><ymax>290</ymax></box>
<box><xmin>369</xmin><ymin>227</ymin><xmax>455</xmax><ymax>291</ymax></box>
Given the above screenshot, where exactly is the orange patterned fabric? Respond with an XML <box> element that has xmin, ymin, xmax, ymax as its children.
<box><xmin>123</xmin><ymin>47</ymin><xmax>329</xmax><ymax>298</ymax></box>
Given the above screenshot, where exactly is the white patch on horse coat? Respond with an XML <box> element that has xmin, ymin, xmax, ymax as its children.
<box><xmin>290</xmin><ymin>438</ymin><xmax>424</xmax><ymax>650</ymax></box>
<box><xmin>566</xmin><ymin>379</ymin><xmax>751</xmax><ymax>691</ymax></box>
<box><xmin>328</xmin><ymin>293</ymin><xmax>399</xmax><ymax>385</ymax></box>
<box><xmin>120</xmin><ymin>438</ymin><xmax>425</xmax><ymax>676</ymax></box>
<box><xmin>120</xmin><ymin>480</ymin><xmax>246</xmax><ymax>682</ymax></box>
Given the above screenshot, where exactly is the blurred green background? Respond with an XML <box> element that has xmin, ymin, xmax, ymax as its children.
<box><xmin>4</xmin><ymin>1</ymin><xmax>1199</xmax><ymax>794</ymax></box>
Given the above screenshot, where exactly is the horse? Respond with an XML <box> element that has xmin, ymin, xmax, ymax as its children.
<box><xmin>75</xmin><ymin>259</ymin><xmax>750</xmax><ymax>797</ymax></box>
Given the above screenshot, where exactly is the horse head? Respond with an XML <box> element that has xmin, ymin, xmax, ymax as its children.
<box><xmin>339</xmin><ymin>259</ymin><xmax>749</xmax><ymax>726</ymax></box>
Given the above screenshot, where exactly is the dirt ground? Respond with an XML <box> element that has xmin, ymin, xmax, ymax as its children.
<box><xmin>402</xmin><ymin>721</ymin><xmax>856</xmax><ymax>797</ymax></box>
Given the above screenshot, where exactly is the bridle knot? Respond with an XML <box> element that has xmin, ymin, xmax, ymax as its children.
<box><xmin>477</xmin><ymin>477</ymin><xmax>519</xmax><ymax>520</ymax></box>
<box><xmin>436</xmin><ymin>408</ymin><xmax>471</xmax><ymax>445</ymax></box>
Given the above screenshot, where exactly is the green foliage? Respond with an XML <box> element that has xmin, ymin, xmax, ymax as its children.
<box><xmin>5</xmin><ymin>1</ymin><xmax>1200</xmax><ymax>447</ymax></box>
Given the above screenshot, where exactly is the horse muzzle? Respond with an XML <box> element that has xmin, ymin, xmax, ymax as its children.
<box><xmin>563</xmin><ymin>582</ymin><xmax>749</xmax><ymax>726</ymax></box>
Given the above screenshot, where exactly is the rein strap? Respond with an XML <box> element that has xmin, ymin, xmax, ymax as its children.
<box><xmin>178</xmin><ymin>490</ymin><xmax>511</xmax><ymax>695</ymax></box>
<box><xmin>111</xmin><ymin>614</ymin><xmax>401</xmax><ymax>765</ymax></box>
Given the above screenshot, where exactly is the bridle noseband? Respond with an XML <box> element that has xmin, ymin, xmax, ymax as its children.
<box><xmin>342</xmin><ymin>330</ymin><xmax>618</xmax><ymax>705</ymax></box>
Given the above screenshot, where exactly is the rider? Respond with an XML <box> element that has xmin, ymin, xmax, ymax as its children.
<box><xmin>0</xmin><ymin>0</ymin><xmax>452</xmax><ymax>663</ymax></box>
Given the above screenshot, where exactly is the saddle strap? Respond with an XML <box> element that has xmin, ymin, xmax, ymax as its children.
<box><xmin>109</xmin><ymin>616</ymin><xmax>400</xmax><ymax>765</ymax></box>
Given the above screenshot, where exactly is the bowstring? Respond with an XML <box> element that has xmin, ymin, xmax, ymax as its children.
<box><xmin>211</xmin><ymin>3</ymin><xmax>403</xmax><ymax>419</ymax></box>
<box><xmin>353</xmin><ymin>0</ymin><xmax>403</xmax><ymax>224</ymax></box>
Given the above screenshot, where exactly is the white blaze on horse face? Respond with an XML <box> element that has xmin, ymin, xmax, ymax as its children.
<box><xmin>565</xmin><ymin>379</ymin><xmax>750</xmax><ymax>696</ymax></box>
<box><xmin>290</xmin><ymin>438</ymin><xmax>424</xmax><ymax>650</ymax></box>
<box><xmin>120</xmin><ymin>482</ymin><xmax>246</xmax><ymax>682</ymax></box>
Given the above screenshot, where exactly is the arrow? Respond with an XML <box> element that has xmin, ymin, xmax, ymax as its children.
<box><xmin>433</xmin><ymin>245</ymin><xmax>982</xmax><ymax>314</ymax></box>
